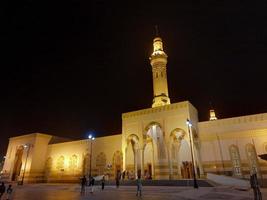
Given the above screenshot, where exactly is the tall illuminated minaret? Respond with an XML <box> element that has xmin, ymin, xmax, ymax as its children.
<box><xmin>150</xmin><ymin>29</ymin><xmax>171</xmax><ymax>108</ymax></box>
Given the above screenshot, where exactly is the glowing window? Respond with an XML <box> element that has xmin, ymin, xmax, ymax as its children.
<box><xmin>229</xmin><ymin>145</ymin><xmax>242</xmax><ymax>176</ymax></box>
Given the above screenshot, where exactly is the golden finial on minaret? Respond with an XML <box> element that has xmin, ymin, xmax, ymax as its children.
<box><xmin>150</xmin><ymin>26</ymin><xmax>171</xmax><ymax>108</ymax></box>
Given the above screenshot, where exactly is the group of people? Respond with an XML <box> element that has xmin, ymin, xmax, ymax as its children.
<box><xmin>80</xmin><ymin>175</ymin><xmax>106</xmax><ymax>195</ymax></box>
<box><xmin>0</xmin><ymin>182</ymin><xmax>12</xmax><ymax>200</ymax></box>
<box><xmin>80</xmin><ymin>174</ymin><xmax>142</xmax><ymax>197</ymax></box>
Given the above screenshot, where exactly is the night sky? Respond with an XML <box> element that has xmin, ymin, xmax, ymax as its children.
<box><xmin>1</xmin><ymin>1</ymin><xmax>267</xmax><ymax>157</ymax></box>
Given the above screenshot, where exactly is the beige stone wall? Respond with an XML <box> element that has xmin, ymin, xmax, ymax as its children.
<box><xmin>2</xmin><ymin>133</ymin><xmax>53</xmax><ymax>183</ymax></box>
<box><xmin>3</xmin><ymin>106</ymin><xmax>267</xmax><ymax>183</ymax></box>
<box><xmin>198</xmin><ymin>113</ymin><xmax>267</xmax><ymax>178</ymax></box>
<box><xmin>45</xmin><ymin>134</ymin><xmax>122</xmax><ymax>182</ymax></box>
<box><xmin>122</xmin><ymin>101</ymin><xmax>201</xmax><ymax>180</ymax></box>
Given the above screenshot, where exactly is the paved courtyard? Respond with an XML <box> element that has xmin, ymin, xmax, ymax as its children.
<box><xmin>2</xmin><ymin>184</ymin><xmax>267</xmax><ymax>200</ymax></box>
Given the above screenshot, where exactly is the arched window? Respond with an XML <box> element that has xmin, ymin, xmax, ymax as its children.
<box><xmin>45</xmin><ymin>157</ymin><xmax>53</xmax><ymax>173</ymax></box>
<box><xmin>83</xmin><ymin>153</ymin><xmax>90</xmax><ymax>176</ymax></box>
<box><xmin>229</xmin><ymin>145</ymin><xmax>242</xmax><ymax>176</ymax></box>
<box><xmin>69</xmin><ymin>155</ymin><xmax>78</xmax><ymax>170</ymax></box>
<box><xmin>56</xmin><ymin>156</ymin><xmax>65</xmax><ymax>171</ymax></box>
<box><xmin>96</xmin><ymin>152</ymin><xmax>106</xmax><ymax>175</ymax></box>
<box><xmin>246</xmin><ymin>143</ymin><xmax>260</xmax><ymax>175</ymax></box>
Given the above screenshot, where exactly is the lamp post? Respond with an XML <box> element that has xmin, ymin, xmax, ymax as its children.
<box><xmin>88</xmin><ymin>134</ymin><xmax>95</xmax><ymax>178</ymax></box>
<box><xmin>21</xmin><ymin>144</ymin><xmax>32</xmax><ymax>185</ymax></box>
<box><xmin>186</xmin><ymin>119</ymin><xmax>198</xmax><ymax>189</ymax></box>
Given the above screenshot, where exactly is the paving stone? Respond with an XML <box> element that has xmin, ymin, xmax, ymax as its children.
<box><xmin>1</xmin><ymin>184</ymin><xmax>263</xmax><ymax>200</ymax></box>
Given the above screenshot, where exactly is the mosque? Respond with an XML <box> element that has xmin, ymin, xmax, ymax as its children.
<box><xmin>1</xmin><ymin>34</ymin><xmax>267</xmax><ymax>183</ymax></box>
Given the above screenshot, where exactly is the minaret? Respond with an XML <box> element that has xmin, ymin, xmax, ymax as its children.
<box><xmin>149</xmin><ymin>29</ymin><xmax>171</xmax><ymax>108</ymax></box>
<box><xmin>209</xmin><ymin>109</ymin><xmax>218</xmax><ymax>121</ymax></box>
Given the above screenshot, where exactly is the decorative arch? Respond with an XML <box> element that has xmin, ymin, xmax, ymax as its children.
<box><xmin>12</xmin><ymin>146</ymin><xmax>24</xmax><ymax>181</ymax></box>
<box><xmin>126</xmin><ymin>134</ymin><xmax>139</xmax><ymax>145</ymax></box>
<box><xmin>96</xmin><ymin>152</ymin><xmax>107</xmax><ymax>175</ymax></box>
<box><xmin>170</xmin><ymin>128</ymin><xmax>186</xmax><ymax>142</ymax></box>
<box><xmin>125</xmin><ymin>134</ymin><xmax>140</xmax><ymax>177</ymax></box>
<box><xmin>168</xmin><ymin>128</ymin><xmax>192</xmax><ymax>179</ymax></box>
<box><xmin>113</xmin><ymin>150</ymin><xmax>123</xmax><ymax>177</ymax></box>
<box><xmin>144</xmin><ymin>122</ymin><xmax>166</xmax><ymax>160</ymax></box>
<box><xmin>144</xmin><ymin>121</ymin><xmax>162</xmax><ymax>132</ymax></box>
<box><xmin>69</xmin><ymin>154</ymin><xmax>78</xmax><ymax>172</ymax></box>
<box><xmin>245</xmin><ymin>143</ymin><xmax>261</xmax><ymax>175</ymax></box>
<box><xmin>229</xmin><ymin>145</ymin><xmax>242</xmax><ymax>177</ymax></box>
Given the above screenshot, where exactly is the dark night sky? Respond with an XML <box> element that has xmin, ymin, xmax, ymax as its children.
<box><xmin>1</xmin><ymin>1</ymin><xmax>267</xmax><ymax>157</ymax></box>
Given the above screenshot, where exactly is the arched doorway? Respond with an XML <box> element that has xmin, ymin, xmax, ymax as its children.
<box><xmin>169</xmin><ymin>128</ymin><xmax>186</xmax><ymax>179</ymax></box>
<box><xmin>12</xmin><ymin>146</ymin><xmax>24</xmax><ymax>181</ymax></box>
<box><xmin>179</xmin><ymin>139</ymin><xmax>194</xmax><ymax>178</ymax></box>
<box><xmin>125</xmin><ymin>134</ymin><xmax>139</xmax><ymax>179</ymax></box>
<box><xmin>143</xmin><ymin>122</ymin><xmax>166</xmax><ymax>179</ymax></box>
<box><xmin>143</xmin><ymin>141</ymin><xmax>153</xmax><ymax>179</ymax></box>
<box><xmin>113</xmin><ymin>151</ymin><xmax>123</xmax><ymax>179</ymax></box>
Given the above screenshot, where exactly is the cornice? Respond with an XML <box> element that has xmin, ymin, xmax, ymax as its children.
<box><xmin>122</xmin><ymin>101</ymin><xmax>189</xmax><ymax>119</ymax></box>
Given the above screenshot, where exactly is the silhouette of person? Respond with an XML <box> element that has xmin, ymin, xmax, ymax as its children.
<box><xmin>80</xmin><ymin>176</ymin><xmax>87</xmax><ymax>195</ymax></box>
<box><xmin>101</xmin><ymin>176</ymin><xmax>105</xmax><ymax>190</ymax></box>
<box><xmin>6</xmin><ymin>185</ymin><xmax>13</xmax><ymax>200</ymax></box>
<box><xmin>136</xmin><ymin>176</ymin><xmax>142</xmax><ymax>197</ymax></box>
<box><xmin>0</xmin><ymin>182</ymin><xmax>6</xmax><ymax>199</ymax></box>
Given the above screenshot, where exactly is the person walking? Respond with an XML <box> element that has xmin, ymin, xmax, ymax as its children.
<box><xmin>6</xmin><ymin>185</ymin><xmax>13</xmax><ymax>200</ymax></box>
<box><xmin>80</xmin><ymin>176</ymin><xmax>87</xmax><ymax>195</ymax></box>
<box><xmin>90</xmin><ymin>177</ymin><xmax>95</xmax><ymax>194</ymax></box>
<box><xmin>101</xmin><ymin>176</ymin><xmax>105</xmax><ymax>190</ymax></box>
<box><xmin>0</xmin><ymin>182</ymin><xmax>6</xmax><ymax>199</ymax></box>
<box><xmin>136</xmin><ymin>176</ymin><xmax>142</xmax><ymax>197</ymax></box>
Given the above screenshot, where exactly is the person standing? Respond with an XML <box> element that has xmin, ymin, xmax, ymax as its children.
<box><xmin>0</xmin><ymin>182</ymin><xmax>6</xmax><ymax>199</ymax></box>
<box><xmin>90</xmin><ymin>177</ymin><xmax>95</xmax><ymax>194</ymax></box>
<box><xmin>115</xmin><ymin>176</ymin><xmax>120</xmax><ymax>188</ymax></box>
<box><xmin>136</xmin><ymin>176</ymin><xmax>142</xmax><ymax>197</ymax></box>
<box><xmin>122</xmin><ymin>171</ymin><xmax>125</xmax><ymax>180</ymax></box>
<box><xmin>6</xmin><ymin>185</ymin><xmax>13</xmax><ymax>200</ymax></box>
<box><xmin>101</xmin><ymin>176</ymin><xmax>105</xmax><ymax>190</ymax></box>
<box><xmin>80</xmin><ymin>176</ymin><xmax>87</xmax><ymax>195</ymax></box>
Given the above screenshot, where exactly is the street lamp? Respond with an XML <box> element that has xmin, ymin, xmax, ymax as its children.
<box><xmin>88</xmin><ymin>134</ymin><xmax>95</xmax><ymax>178</ymax></box>
<box><xmin>21</xmin><ymin>144</ymin><xmax>33</xmax><ymax>185</ymax></box>
<box><xmin>186</xmin><ymin>119</ymin><xmax>198</xmax><ymax>189</ymax></box>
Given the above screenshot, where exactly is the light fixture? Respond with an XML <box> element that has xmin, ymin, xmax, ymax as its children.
<box><xmin>186</xmin><ymin>119</ymin><xmax>192</xmax><ymax>127</ymax></box>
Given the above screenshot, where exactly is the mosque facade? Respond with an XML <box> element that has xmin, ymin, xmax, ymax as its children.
<box><xmin>1</xmin><ymin>35</ymin><xmax>267</xmax><ymax>183</ymax></box>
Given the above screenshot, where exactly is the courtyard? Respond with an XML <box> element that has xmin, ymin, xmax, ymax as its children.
<box><xmin>3</xmin><ymin>184</ymin><xmax>266</xmax><ymax>200</ymax></box>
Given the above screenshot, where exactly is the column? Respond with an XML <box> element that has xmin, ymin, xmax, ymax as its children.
<box><xmin>167</xmin><ymin>143</ymin><xmax>173</xmax><ymax>180</ymax></box>
<box><xmin>140</xmin><ymin>148</ymin><xmax>144</xmax><ymax>178</ymax></box>
<box><xmin>134</xmin><ymin>148</ymin><xmax>137</xmax><ymax>178</ymax></box>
